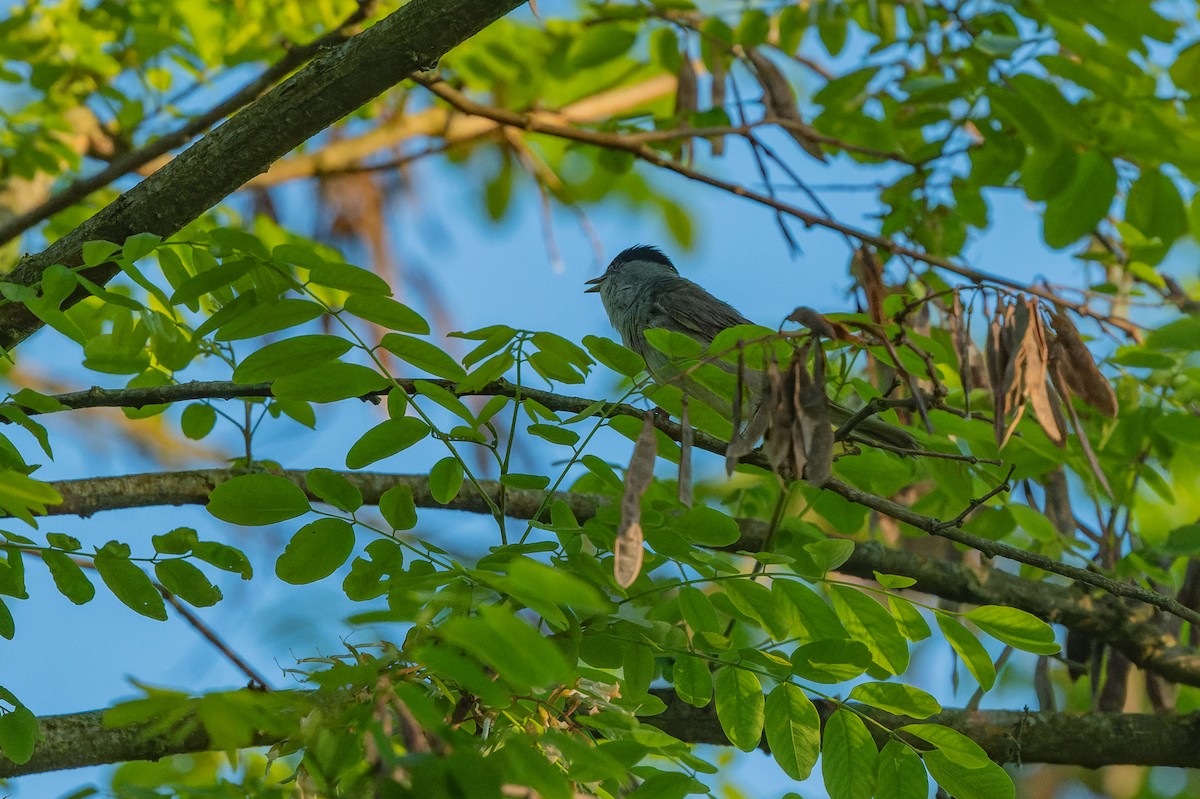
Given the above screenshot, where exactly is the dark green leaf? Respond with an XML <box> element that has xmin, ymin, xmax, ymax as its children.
<box><xmin>1042</xmin><ymin>152</ymin><xmax>1117</xmax><ymax>249</ymax></box>
<box><xmin>936</xmin><ymin>615</ymin><xmax>996</xmax><ymax>690</ymax></box>
<box><xmin>305</xmin><ymin>468</ymin><xmax>363</xmax><ymax>512</ymax></box>
<box><xmin>379</xmin><ymin>484</ymin><xmax>418</xmax><ymax>531</ymax></box>
<box><xmin>714</xmin><ymin>666</ymin><xmax>764</xmax><ymax>751</ymax></box>
<box><xmin>764</xmin><ymin>683</ymin><xmax>820</xmax><ymax>780</ymax></box>
<box><xmin>180</xmin><ymin>403</ymin><xmax>217</xmax><ymax>440</ymax></box>
<box><xmin>155</xmin><ymin>559</ymin><xmax>222</xmax><ymax>607</ymax></box>
<box><xmin>215</xmin><ymin>299</ymin><xmax>326</xmax><ymax>341</ymax></box>
<box><xmin>207</xmin><ymin>474</ymin><xmax>310</xmax><ymax>525</ymax></box>
<box><xmin>440</xmin><ymin>605</ymin><xmax>573</xmax><ymax>690</ymax></box>
<box><xmin>876</xmin><ymin>740</ymin><xmax>928</xmax><ymax>799</ymax></box>
<box><xmin>583</xmin><ymin>335</ymin><xmax>646</xmax><ymax>377</ymax></box>
<box><xmin>94</xmin><ymin>550</ymin><xmax>167</xmax><ymax>620</ymax></box>
<box><xmin>380</xmin><ymin>333</ymin><xmax>467</xmax><ymax>381</ymax></box>
<box><xmin>965</xmin><ymin>605</ymin><xmax>1059</xmax><ymax>655</ymax></box>
<box><xmin>190</xmin><ymin>542</ymin><xmax>253</xmax><ymax>579</ymax></box>
<box><xmin>272</xmin><ymin>362</ymin><xmax>390</xmax><ymax>403</ymax></box>
<box><xmin>822</xmin><ymin>709</ymin><xmax>877</xmax><ymax>799</ymax></box>
<box><xmin>306</xmin><ymin>262</ymin><xmax>392</xmax><ymax>295</ymax></box>
<box><xmin>672</xmin><ymin>654</ymin><xmax>713</xmax><ymax>708</ymax></box>
<box><xmin>429</xmin><ymin>457</ymin><xmax>465</xmax><ymax>504</ymax></box>
<box><xmin>343</xmin><ymin>294</ymin><xmax>429</xmax><ymax>334</ymax></box>
<box><xmin>830</xmin><ymin>585</ymin><xmax>909</xmax><ymax>674</ymax></box>
<box><xmin>0</xmin><ymin>705</ymin><xmax>38</xmax><ymax>764</ymax></box>
<box><xmin>923</xmin><ymin>749</ymin><xmax>1015</xmax><ymax>799</ymax></box>
<box><xmin>275</xmin><ymin>518</ymin><xmax>355</xmax><ymax>584</ymax></box>
<box><xmin>1126</xmin><ymin>168</ymin><xmax>1187</xmax><ymax>244</ymax></box>
<box><xmin>231</xmin><ymin>335</ymin><xmax>352</xmax><ymax>383</ymax></box>
<box><xmin>345</xmin><ymin>418</ymin><xmax>430</xmax><ymax>469</ymax></box>
<box><xmin>41</xmin><ymin>550</ymin><xmax>95</xmax><ymax>605</ymax></box>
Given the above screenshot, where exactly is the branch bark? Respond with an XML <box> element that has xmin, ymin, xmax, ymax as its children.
<box><xmin>5</xmin><ymin>692</ymin><xmax>1200</xmax><ymax>779</ymax></box>
<box><xmin>34</xmin><ymin>467</ymin><xmax>1200</xmax><ymax>689</ymax></box>
<box><xmin>648</xmin><ymin>689</ymin><xmax>1200</xmax><ymax>769</ymax></box>
<box><xmin>0</xmin><ymin>0</ymin><xmax>526</xmax><ymax>351</ymax></box>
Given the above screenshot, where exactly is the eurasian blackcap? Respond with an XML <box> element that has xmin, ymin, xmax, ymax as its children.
<box><xmin>585</xmin><ymin>244</ymin><xmax>914</xmax><ymax>450</ymax></box>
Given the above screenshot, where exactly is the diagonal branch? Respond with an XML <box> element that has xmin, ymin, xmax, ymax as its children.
<box><xmin>0</xmin><ymin>0</ymin><xmax>380</xmax><ymax>248</ymax></box>
<box><xmin>413</xmin><ymin>75</ymin><xmax>1140</xmax><ymax>338</ymax></box>
<box><xmin>35</xmin><ymin>468</ymin><xmax>1200</xmax><ymax>688</ymax></box>
<box><xmin>0</xmin><ymin>0</ymin><xmax>527</xmax><ymax>352</ymax></box>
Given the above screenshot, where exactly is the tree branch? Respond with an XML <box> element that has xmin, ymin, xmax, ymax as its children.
<box><xmin>412</xmin><ymin>75</ymin><xmax>1141</xmax><ymax>339</ymax></box>
<box><xmin>0</xmin><ymin>0</ymin><xmax>526</xmax><ymax>352</ymax></box>
<box><xmin>648</xmin><ymin>689</ymin><xmax>1200</xmax><ymax>769</ymax></box>
<box><xmin>5</xmin><ymin>691</ymin><xmax>1200</xmax><ymax>779</ymax></box>
<box><xmin>33</xmin><ymin>467</ymin><xmax>1200</xmax><ymax>688</ymax></box>
<box><xmin>0</xmin><ymin>0</ymin><xmax>380</xmax><ymax>248</ymax></box>
<box><xmin>12</xmin><ymin>377</ymin><xmax>1193</xmax><ymax>628</ymax></box>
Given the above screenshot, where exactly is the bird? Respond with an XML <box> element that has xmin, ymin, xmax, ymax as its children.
<box><xmin>584</xmin><ymin>244</ymin><xmax>915</xmax><ymax>452</ymax></box>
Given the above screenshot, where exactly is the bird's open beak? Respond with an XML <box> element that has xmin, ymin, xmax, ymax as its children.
<box><xmin>583</xmin><ymin>275</ymin><xmax>606</xmax><ymax>294</ymax></box>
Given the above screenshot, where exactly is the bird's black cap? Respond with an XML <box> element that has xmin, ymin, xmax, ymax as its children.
<box><xmin>610</xmin><ymin>244</ymin><xmax>677</xmax><ymax>272</ymax></box>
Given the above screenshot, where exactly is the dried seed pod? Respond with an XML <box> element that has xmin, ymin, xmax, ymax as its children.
<box><xmin>617</xmin><ymin>411</ymin><xmax>657</xmax><ymax>588</ymax></box>
<box><xmin>1048</xmin><ymin>310</ymin><xmax>1118</xmax><ymax>417</ymax></box>
<box><xmin>745</xmin><ymin>48</ymin><xmax>826</xmax><ymax>161</ymax></box>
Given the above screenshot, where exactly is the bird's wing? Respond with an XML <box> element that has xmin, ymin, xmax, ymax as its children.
<box><xmin>647</xmin><ymin>278</ymin><xmax>754</xmax><ymax>343</ymax></box>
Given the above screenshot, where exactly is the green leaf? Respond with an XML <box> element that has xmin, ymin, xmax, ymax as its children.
<box><xmin>272</xmin><ymin>362</ymin><xmax>390</xmax><ymax>403</ymax></box>
<box><xmin>94</xmin><ymin>549</ymin><xmax>167</xmax><ymax>620</ymax></box>
<box><xmin>180</xmin><ymin>403</ymin><xmax>217</xmax><ymax>440</ymax></box>
<box><xmin>379</xmin><ymin>484</ymin><xmax>418</xmax><ymax>531</ymax></box>
<box><xmin>1042</xmin><ymin>151</ymin><xmax>1117</xmax><ymax>248</ymax></box>
<box><xmin>0</xmin><ymin>470</ymin><xmax>63</xmax><ymax>524</ymax></box>
<box><xmin>0</xmin><ymin>597</ymin><xmax>10</xmax><ymax>639</ymax></box>
<box><xmin>1126</xmin><ymin>168</ymin><xmax>1187</xmax><ymax>244</ymax></box>
<box><xmin>500</xmin><ymin>473</ymin><xmax>551</xmax><ymax>490</ymax></box>
<box><xmin>678</xmin><ymin>586</ymin><xmax>720</xmax><ymax>635</ymax></box>
<box><xmin>343</xmin><ymin>294</ymin><xmax>429</xmax><ymax>334</ymax></box>
<box><xmin>672</xmin><ymin>654</ymin><xmax>713</xmax><ymax>708</ymax></box>
<box><xmin>875</xmin><ymin>740</ymin><xmax>929</xmax><ymax>799</ymax></box>
<box><xmin>215</xmin><ymin>299</ymin><xmax>326</xmax><ymax>341</ymax></box>
<box><xmin>775</xmin><ymin>580</ymin><xmax>846</xmax><ymax>641</ymax></box>
<box><xmin>764</xmin><ymin>683</ymin><xmax>820</xmax><ymax>780</ymax></box>
<box><xmin>790</xmin><ymin>639</ymin><xmax>872</xmax><ymax>683</ymax></box>
<box><xmin>231</xmin><ymin>335</ymin><xmax>353</xmax><ymax>383</ymax></box>
<box><xmin>568</xmin><ymin>24</ymin><xmax>636</xmax><ymax>68</ymax></box>
<box><xmin>1145</xmin><ymin>317</ymin><xmax>1200</xmax><ymax>351</ymax></box>
<box><xmin>440</xmin><ymin>605</ymin><xmax>573</xmax><ymax>690</ymax></box>
<box><xmin>714</xmin><ymin>666</ymin><xmax>764</xmax><ymax>751</ymax></box>
<box><xmin>830</xmin><ymin>585</ymin><xmax>910</xmax><ymax>674</ymax></box>
<box><xmin>582</xmin><ymin>335</ymin><xmax>646</xmax><ymax>377</ymax></box>
<box><xmin>429</xmin><ymin>457</ymin><xmax>465</xmax><ymax>504</ymax></box>
<box><xmin>848</xmin><ymin>682</ymin><xmax>940</xmax><ymax>719</ymax></box>
<box><xmin>528</xmin><ymin>350</ymin><xmax>586</xmax><ymax>384</ymax></box>
<box><xmin>502</xmin><ymin>557</ymin><xmax>610</xmax><ymax>616</ymax></box>
<box><xmin>0</xmin><ymin>705</ymin><xmax>38</xmax><ymax>765</ymax></box>
<box><xmin>41</xmin><ymin>549</ymin><xmax>95</xmax><ymax>605</ymax></box>
<box><xmin>965</xmin><ymin>605</ymin><xmax>1059</xmax><ymax>655</ymax></box>
<box><xmin>82</xmin><ymin>240</ymin><xmax>121</xmax><ymax>266</ymax></box>
<box><xmin>380</xmin><ymin>333</ymin><xmax>467</xmax><ymax>381</ymax></box>
<box><xmin>414</xmin><ymin>379</ymin><xmax>475</xmax><ymax>426</ymax></box>
<box><xmin>345</xmin><ymin>418</ymin><xmax>430</xmax><ymax>469</ymax></box>
<box><xmin>923</xmin><ymin>749</ymin><xmax>1014</xmax><ymax>799</ymax></box>
<box><xmin>527</xmin><ymin>423</ymin><xmax>579</xmax><ymax>447</ymax></box>
<box><xmin>168</xmin><ymin>257</ymin><xmax>254</xmax><ymax>308</ymax></box>
<box><xmin>674</xmin><ymin>506</ymin><xmax>740</xmax><ymax>547</ymax></box>
<box><xmin>306</xmin><ymin>262</ymin><xmax>392</xmax><ymax>295</ymax></box>
<box><xmin>275</xmin><ymin>518</ymin><xmax>356</xmax><ymax>584</ymax></box>
<box><xmin>305</xmin><ymin>468</ymin><xmax>363</xmax><ymax>512</ymax></box>
<box><xmin>900</xmin><ymin>723</ymin><xmax>990</xmax><ymax>768</ymax></box>
<box><xmin>936</xmin><ymin>615</ymin><xmax>996</xmax><ymax>691</ymax></box>
<box><xmin>207</xmin><ymin>474</ymin><xmax>310</xmax><ymax>525</ymax></box>
<box><xmin>154</xmin><ymin>559</ymin><xmax>222</xmax><ymax>607</ymax></box>
<box><xmin>191</xmin><ymin>541</ymin><xmax>253</xmax><ymax>579</ymax></box>
<box><xmin>822</xmin><ymin>709</ymin><xmax>877</xmax><ymax>799</ymax></box>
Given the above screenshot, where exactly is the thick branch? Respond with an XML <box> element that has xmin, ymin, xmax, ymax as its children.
<box><xmin>648</xmin><ymin>689</ymin><xmax>1200</xmax><ymax>769</ymax></box>
<box><xmin>0</xmin><ymin>0</ymin><xmax>378</xmax><ymax>247</ymax></box>
<box><xmin>0</xmin><ymin>0</ymin><xmax>526</xmax><ymax>351</ymax></box>
<box><xmin>38</xmin><ymin>468</ymin><xmax>1200</xmax><ymax>688</ymax></box>
<box><xmin>6</xmin><ymin>693</ymin><xmax>1200</xmax><ymax>779</ymax></box>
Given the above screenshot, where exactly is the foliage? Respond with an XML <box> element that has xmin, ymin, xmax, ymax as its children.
<box><xmin>1</xmin><ymin>0</ymin><xmax>1200</xmax><ymax>798</ymax></box>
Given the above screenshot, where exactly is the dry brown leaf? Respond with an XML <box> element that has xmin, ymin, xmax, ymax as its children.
<box><xmin>1025</xmin><ymin>307</ymin><xmax>1066</xmax><ymax>447</ymax></box>
<box><xmin>613</xmin><ymin>522</ymin><xmax>644</xmax><ymax>589</ymax></box>
<box><xmin>950</xmin><ymin>292</ymin><xmax>972</xmax><ymax>414</ymax></box>
<box><xmin>617</xmin><ymin>411</ymin><xmax>658</xmax><ymax>588</ymax></box>
<box><xmin>1049</xmin><ymin>310</ymin><xmax>1118</xmax><ymax>417</ymax></box>
<box><xmin>674</xmin><ymin>55</ymin><xmax>698</xmax><ymax>118</ymax></box>
<box><xmin>1034</xmin><ymin>656</ymin><xmax>1057</xmax><ymax>712</ymax></box>
<box><xmin>745</xmin><ymin>48</ymin><xmax>825</xmax><ymax>162</ymax></box>
<box><xmin>797</xmin><ymin>346</ymin><xmax>833</xmax><ymax>486</ymax></box>
<box><xmin>851</xmin><ymin>246</ymin><xmax>887</xmax><ymax>324</ymax></box>
<box><xmin>1050</xmin><ymin>354</ymin><xmax>1113</xmax><ymax>497</ymax></box>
